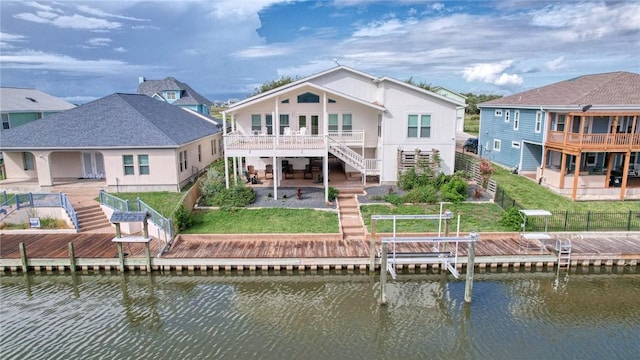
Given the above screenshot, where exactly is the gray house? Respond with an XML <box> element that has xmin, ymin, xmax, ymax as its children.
<box><xmin>1</xmin><ymin>87</ymin><xmax>76</xmax><ymax>132</ymax></box>
<box><xmin>137</xmin><ymin>77</ymin><xmax>214</xmax><ymax>116</ymax></box>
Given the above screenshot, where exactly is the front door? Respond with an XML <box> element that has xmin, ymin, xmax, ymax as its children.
<box><xmin>82</xmin><ymin>152</ymin><xmax>105</xmax><ymax>179</ymax></box>
<box><xmin>297</xmin><ymin>114</ymin><xmax>319</xmax><ymax>134</ymax></box>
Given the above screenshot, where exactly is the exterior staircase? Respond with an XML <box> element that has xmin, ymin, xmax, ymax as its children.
<box><xmin>337</xmin><ymin>188</ymin><xmax>366</xmax><ymax>241</ymax></box>
<box><xmin>327</xmin><ymin>136</ymin><xmax>379</xmax><ymax>181</ymax></box>
<box><xmin>75</xmin><ymin>203</ymin><xmax>113</xmax><ymax>233</ymax></box>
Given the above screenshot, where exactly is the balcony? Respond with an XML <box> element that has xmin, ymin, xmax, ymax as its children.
<box><xmin>546</xmin><ymin>130</ymin><xmax>640</xmax><ymax>151</ymax></box>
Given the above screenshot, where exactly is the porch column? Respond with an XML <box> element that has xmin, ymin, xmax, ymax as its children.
<box><xmin>323</xmin><ymin>154</ymin><xmax>329</xmax><ymax>203</ymax></box>
<box><xmin>273</xmin><ymin>155</ymin><xmax>278</xmax><ymax>200</ymax></box>
<box><xmin>558</xmin><ymin>152</ymin><xmax>567</xmax><ymax>189</ymax></box>
<box><xmin>620</xmin><ymin>151</ymin><xmax>631</xmax><ymax>200</ymax></box>
<box><xmin>34</xmin><ymin>151</ymin><xmax>53</xmax><ymax>187</ymax></box>
<box><xmin>224</xmin><ymin>155</ymin><xmax>230</xmax><ymax>189</ymax></box>
<box><xmin>605</xmin><ymin>153</ymin><xmax>615</xmax><ymax>188</ymax></box>
<box><xmin>571</xmin><ymin>152</ymin><xmax>581</xmax><ymax>201</ymax></box>
<box><xmin>233</xmin><ymin>156</ymin><xmax>238</xmax><ymax>185</ymax></box>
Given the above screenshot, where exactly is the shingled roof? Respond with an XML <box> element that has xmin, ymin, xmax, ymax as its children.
<box><xmin>0</xmin><ymin>93</ymin><xmax>220</xmax><ymax>149</ymax></box>
<box><xmin>137</xmin><ymin>77</ymin><xmax>213</xmax><ymax>106</ymax></box>
<box><xmin>1</xmin><ymin>87</ymin><xmax>76</xmax><ymax>112</ymax></box>
<box><xmin>480</xmin><ymin>71</ymin><xmax>640</xmax><ymax>107</ymax></box>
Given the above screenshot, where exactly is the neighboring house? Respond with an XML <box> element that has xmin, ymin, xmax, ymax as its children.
<box><xmin>0</xmin><ymin>93</ymin><xmax>223</xmax><ymax>192</ymax></box>
<box><xmin>432</xmin><ymin>86</ymin><xmax>467</xmax><ymax>132</ymax></box>
<box><xmin>137</xmin><ymin>76</ymin><xmax>213</xmax><ymax>116</ymax></box>
<box><xmin>478</xmin><ymin>71</ymin><xmax>640</xmax><ymax>201</ymax></box>
<box><xmin>1</xmin><ymin>87</ymin><xmax>76</xmax><ymax>132</ymax></box>
<box><xmin>222</xmin><ymin>66</ymin><xmax>464</xmax><ymax>201</ymax></box>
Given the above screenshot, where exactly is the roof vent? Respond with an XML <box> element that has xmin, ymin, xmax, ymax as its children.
<box><xmin>25</xmin><ymin>97</ymin><xmax>37</xmax><ymax>103</ymax></box>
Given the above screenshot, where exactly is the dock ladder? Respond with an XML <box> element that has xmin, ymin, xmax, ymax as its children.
<box><xmin>556</xmin><ymin>238</ymin><xmax>572</xmax><ymax>268</ymax></box>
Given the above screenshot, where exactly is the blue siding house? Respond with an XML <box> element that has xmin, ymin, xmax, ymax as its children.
<box><xmin>1</xmin><ymin>87</ymin><xmax>75</xmax><ymax>132</ymax></box>
<box><xmin>137</xmin><ymin>77</ymin><xmax>214</xmax><ymax>116</ymax></box>
<box><xmin>478</xmin><ymin>71</ymin><xmax>640</xmax><ymax>201</ymax></box>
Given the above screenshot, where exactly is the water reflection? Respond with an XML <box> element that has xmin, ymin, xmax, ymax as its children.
<box><xmin>0</xmin><ymin>270</ymin><xmax>639</xmax><ymax>359</ymax></box>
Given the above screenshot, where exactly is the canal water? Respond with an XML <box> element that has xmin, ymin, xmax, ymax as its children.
<box><xmin>1</xmin><ymin>269</ymin><xmax>639</xmax><ymax>359</ymax></box>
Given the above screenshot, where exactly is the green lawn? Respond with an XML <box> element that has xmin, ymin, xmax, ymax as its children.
<box><xmin>361</xmin><ymin>203</ymin><xmax>508</xmax><ymax>233</ymax></box>
<box><xmin>185</xmin><ymin>208</ymin><xmax>339</xmax><ymax>234</ymax></box>
<box><xmin>491</xmin><ymin>167</ymin><xmax>639</xmax><ymax>212</ymax></box>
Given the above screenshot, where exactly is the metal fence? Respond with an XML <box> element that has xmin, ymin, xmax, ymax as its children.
<box><xmin>494</xmin><ymin>186</ymin><xmax>640</xmax><ymax>232</ymax></box>
<box><xmin>0</xmin><ymin>191</ymin><xmax>78</xmax><ymax>229</ymax></box>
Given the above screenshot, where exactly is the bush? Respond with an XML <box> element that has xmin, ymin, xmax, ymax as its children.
<box><xmin>440</xmin><ymin>176</ymin><xmax>468</xmax><ymax>203</ymax></box>
<box><xmin>384</xmin><ymin>193</ymin><xmax>404</xmax><ymax>206</ymax></box>
<box><xmin>398</xmin><ymin>167</ymin><xmax>433</xmax><ymax>190</ymax></box>
<box><xmin>328</xmin><ymin>187</ymin><xmax>339</xmax><ymax>202</ymax></box>
<box><xmin>174</xmin><ymin>204</ymin><xmax>196</xmax><ymax>232</ymax></box>
<box><xmin>499</xmin><ymin>207</ymin><xmax>525</xmax><ymax>231</ymax></box>
<box><xmin>199</xmin><ymin>166</ymin><xmax>256</xmax><ymax>208</ymax></box>
<box><xmin>402</xmin><ymin>185</ymin><xmax>439</xmax><ymax>204</ymax></box>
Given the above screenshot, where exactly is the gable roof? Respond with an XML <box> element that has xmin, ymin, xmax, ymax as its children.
<box><xmin>0</xmin><ymin>93</ymin><xmax>220</xmax><ymax>150</ymax></box>
<box><xmin>479</xmin><ymin>71</ymin><xmax>640</xmax><ymax>109</ymax></box>
<box><xmin>229</xmin><ymin>65</ymin><xmax>463</xmax><ymax>109</ymax></box>
<box><xmin>0</xmin><ymin>87</ymin><xmax>76</xmax><ymax>113</ymax></box>
<box><xmin>137</xmin><ymin>77</ymin><xmax>213</xmax><ymax>106</ymax></box>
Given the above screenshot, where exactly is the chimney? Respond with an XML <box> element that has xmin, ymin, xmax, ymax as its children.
<box><xmin>138</xmin><ymin>76</ymin><xmax>145</xmax><ymax>84</ymax></box>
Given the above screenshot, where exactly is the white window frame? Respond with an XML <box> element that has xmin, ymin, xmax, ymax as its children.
<box><xmin>493</xmin><ymin>139</ymin><xmax>502</xmax><ymax>152</ymax></box>
<box><xmin>495</xmin><ymin>109</ymin><xmax>503</xmax><ymax>117</ymax></box>
<box><xmin>407</xmin><ymin>114</ymin><xmax>432</xmax><ymax>139</ymax></box>
<box><xmin>504</xmin><ymin>110</ymin><xmax>510</xmax><ymax>123</ymax></box>
<box><xmin>511</xmin><ymin>141</ymin><xmax>520</xmax><ymax>149</ymax></box>
<box><xmin>2</xmin><ymin>113</ymin><xmax>9</xmax><ymax>130</ymax></box>
<box><xmin>138</xmin><ymin>154</ymin><xmax>149</xmax><ymax>175</ymax></box>
<box><xmin>166</xmin><ymin>91</ymin><xmax>176</xmax><ymax>100</ymax></box>
<box><xmin>535</xmin><ymin>111</ymin><xmax>543</xmax><ymax>133</ymax></box>
<box><xmin>513</xmin><ymin>110</ymin><xmax>520</xmax><ymax>130</ymax></box>
<box><xmin>123</xmin><ymin>154</ymin><xmax>134</xmax><ymax>175</ymax></box>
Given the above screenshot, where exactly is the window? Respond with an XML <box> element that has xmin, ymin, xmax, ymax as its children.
<box><xmin>513</xmin><ymin>110</ymin><xmax>520</xmax><ymax>130</ymax></box>
<box><xmin>298</xmin><ymin>115</ymin><xmax>307</xmax><ymax>129</ymax></box>
<box><xmin>2</xmin><ymin>114</ymin><xmax>9</xmax><ymax>130</ymax></box>
<box><xmin>328</xmin><ymin>98</ymin><xmax>336</xmax><ymax>103</ymax></box>
<box><xmin>166</xmin><ymin>91</ymin><xmax>176</xmax><ymax>100</ymax></box>
<box><xmin>535</xmin><ymin>111</ymin><xmax>543</xmax><ymax>133</ymax></box>
<box><xmin>251</xmin><ymin>115</ymin><xmax>261</xmax><ymax>133</ymax></box>
<box><xmin>179</xmin><ymin>150</ymin><xmax>187</xmax><ymax>172</ymax></box>
<box><xmin>123</xmin><ymin>155</ymin><xmax>134</xmax><ymax>175</ymax></box>
<box><xmin>279</xmin><ymin>114</ymin><xmax>289</xmax><ymax>134</ymax></box>
<box><xmin>265</xmin><ymin>114</ymin><xmax>273</xmax><ymax>135</ymax></box>
<box><xmin>342</xmin><ymin>114</ymin><xmax>352</xmax><ymax>131</ymax></box>
<box><xmin>504</xmin><ymin>110</ymin><xmax>510</xmax><ymax>123</ymax></box>
<box><xmin>211</xmin><ymin>139</ymin><xmax>216</xmax><ymax>155</ymax></box>
<box><xmin>493</xmin><ymin>139</ymin><xmax>501</xmax><ymax>152</ymax></box>
<box><xmin>378</xmin><ymin>114</ymin><xmax>382</xmax><ymax>138</ymax></box>
<box><xmin>297</xmin><ymin>92</ymin><xmax>320</xmax><ymax>103</ymax></box>
<box><xmin>328</xmin><ymin>114</ymin><xmax>338</xmax><ymax>131</ymax></box>
<box><xmin>198</xmin><ymin>144</ymin><xmax>202</xmax><ymax>162</ymax></box>
<box><xmin>511</xmin><ymin>141</ymin><xmax>520</xmax><ymax>149</ymax></box>
<box><xmin>586</xmin><ymin>152</ymin><xmax>596</xmax><ymax>166</ymax></box>
<box><xmin>138</xmin><ymin>155</ymin><xmax>149</xmax><ymax>175</ymax></box>
<box><xmin>36</xmin><ymin>112</ymin><xmax>42</xmax><ymax>120</ymax></box>
<box><xmin>495</xmin><ymin>109</ymin><xmax>503</xmax><ymax>117</ymax></box>
<box><xmin>407</xmin><ymin>114</ymin><xmax>431</xmax><ymax>138</ymax></box>
<box><xmin>281</xmin><ymin>99</ymin><xmax>289</xmax><ymax>104</ymax></box>
<box><xmin>22</xmin><ymin>152</ymin><xmax>35</xmax><ymax>170</ymax></box>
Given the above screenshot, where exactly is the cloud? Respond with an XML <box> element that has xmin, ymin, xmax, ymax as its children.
<box><xmin>24</xmin><ymin>1</ymin><xmax>61</xmax><ymax>13</ymax></box>
<box><xmin>546</xmin><ymin>56</ymin><xmax>565</xmax><ymax>71</ymax></box>
<box><xmin>113</xmin><ymin>47</ymin><xmax>127</xmax><ymax>53</ymax></box>
<box><xmin>432</xmin><ymin>3</ymin><xmax>445</xmax><ymax>12</ymax></box>
<box><xmin>0</xmin><ymin>49</ymin><xmax>152</xmax><ymax>74</ymax></box>
<box><xmin>14</xmin><ymin>12</ymin><xmax>122</xmax><ymax>30</ymax></box>
<box><xmin>76</xmin><ymin>5</ymin><xmax>150</xmax><ymax>22</ymax></box>
<box><xmin>86</xmin><ymin>38</ymin><xmax>112</xmax><ymax>47</ymax></box>
<box><xmin>352</xmin><ymin>18</ymin><xmax>415</xmax><ymax>37</ymax></box>
<box><xmin>463</xmin><ymin>61</ymin><xmax>523</xmax><ymax>86</ymax></box>
<box><xmin>232</xmin><ymin>45</ymin><xmax>293</xmax><ymax>58</ymax></box>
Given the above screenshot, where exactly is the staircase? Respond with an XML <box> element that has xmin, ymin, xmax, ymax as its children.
<box><xmin>337</xmin><ymin>188</ymin><xmax>366</xmax><ymax>241</ymax></box>
<box><xmin>327</xmin><ymin>136</ymin><xmax>379</xmax><ymax>181</ymax></box>
<box><xmin>75</xmin><ymin>203</ymin><xmax>113</xmax><ymax>233</ymax></box>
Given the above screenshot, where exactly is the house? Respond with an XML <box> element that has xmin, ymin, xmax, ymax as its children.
<box><xmin>137</xmin><ymin>77</ymin><xmax>214</xmax><ymax>116</ymax></box>
<box><xmin>222</xmin><ymin>66</ymin><xmax>464</xmax><ymax>201</ymax></box>
<box><xmin>1</xmin><ymin>87</ymin><xmax>76</xmax><ymax>132</ymax></box>
<box><xmin>0</xmin><ymin>93</ymin><xmax>223</xmax><ymax>192</ymax></box>
<box><xmin>478</xmin><ymin>71</ymin><xmax>640</xmax><ymax>200</ymax></box>
<box><xmin>432</xmin><ymin>86</ymin><xmax>467</xmax><ymax>132</ymax></box>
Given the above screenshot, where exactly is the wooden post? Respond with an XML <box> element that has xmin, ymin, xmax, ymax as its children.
<box><xmin>145</xmin><ymin>242</ymin><xmax>152</xmax><ymax>272</ymax></box>
<box><xmin>68</xmin><ymin>242</ymin><xmax>76</xmax><ymax>273</ymax></box>
<box><xmin>369</xmin><ymin>219</ymin><xmax>377</xmax><ymax>272</ymax></box>
<box><xmin>464</xmin><ymin>235</ymin><xmax>477</xmax><ymax>303</ymax></box>
<box><xmin>380</xmin><ymin>242</ymin><xmax>388</xmax><ymax>305</ymax></box>
<box><xmin>117</xmin><ymin>242</ymin><xmax>125</xmax><ymax>272</ymax></box>
<box><xmin>19</xmin><ymin>242</ymin><xmax>28</xmax><ymax>273</ymax></box>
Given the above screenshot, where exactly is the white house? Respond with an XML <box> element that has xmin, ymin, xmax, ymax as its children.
<box><xmin>222</xmin><ymin>66</ymin><xmax>464</xmax><ymax>201</ymax></box>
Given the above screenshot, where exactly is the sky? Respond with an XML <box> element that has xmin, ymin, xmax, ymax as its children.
<box><xmin>0</xmin><ymin>0</ymin><xmax>638</xmax><ymax>105</ymax></box>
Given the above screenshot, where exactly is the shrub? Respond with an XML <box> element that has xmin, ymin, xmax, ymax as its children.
<box><xmin>384</xmin><ymin>193</ymin><xmax>404</xmax><ymax>206</ymax></box>
<box><xmin>402</xmin><ymin>185</ymin><xmax>439</xmax><ymax>204</ymax></box>
<box><xmin>174</xmin><ymin>204</ymin><xmax>195</xmax><ymax>232</ymax></box>
<box><xmin>499</xmin><ymin>207</ymin><xmax>525</xmax><ymax>231</ymax></box>
<box><xmin>328</xmin><ymin>187</ymin><xmax>339</xmax><ymax>202</ymax></box>
<box><xmin>199</xmin><ymin>166</ymin><xmax>256</xmax><ymax>208</ymax></box>
<box><xmin>440</xmin><ymin>176</ymin><xmax>468</xmax><ymax>203</ymax></box>
<box><xmin>398</xmin><ymin>167</ymin><xmax>433</xmax><ymax>190</ymax></box>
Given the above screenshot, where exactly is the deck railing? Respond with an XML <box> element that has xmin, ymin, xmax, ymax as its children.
<box><xmin>547</xmin><ymin>130</ymin><xmax>640</xmax><ymax>149</ymax></box>
<box><xmin>0</xmin><ymin>191</ymin><xmax>78</xmax><ymax>229</ymax></box>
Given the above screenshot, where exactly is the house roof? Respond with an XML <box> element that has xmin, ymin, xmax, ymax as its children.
<box><xmin>0</xmin><ymin>93</ymin><xmax>221</xmax><ymax>150</ymax></box>
<box><xmin>0</xmin><ymin>87</ymin><xmax>76</xmax><ymax>113</ymax></box>
<box><xmin>479</xmin><ymin>71</ymin><xmax>640</xmax><ymax>109</ymax></box>
<box><xmin>229</xmin><ymin>65</ymin><xmax>464</xmax><ymax>110</ymax></box>
<box><xmin>137</xmin><ymin>77</ymin><xmax>213</xmax><ymax>106</ymax></box>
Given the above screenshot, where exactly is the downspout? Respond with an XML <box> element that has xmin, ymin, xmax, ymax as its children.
<box><xmin>539</xmin><ymin>106</ymin><xmax>547</xmax><ymax>183</ymax></box>
<box><xmin>223</xmin><ymin>112</ymin><xmax>229</xmax><ymax>189</ymax></box>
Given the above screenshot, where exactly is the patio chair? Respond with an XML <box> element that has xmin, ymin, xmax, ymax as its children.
<box><xmin>284</xmin><ymin>163</ymin><xmax>294</xmax><ymax>179</ymax></box>
<box><xmin>304</xmin><ymin>164</ymin><xmax>313</xmax><ymax>179</ymax></box>
<box><xmin>265</xmin><ymin>164</ymin><xmax>273</xmax><ymax>179</ymax></box>
<box><xmin>299</xmin><ymin>127</ymin><xmax>307</xmax><ymax>136</ymax></box>
<box><xmin>247</xmin><ymin>165</ymin><xmax>258</xmax><ymax>179</ymax></box>
<box><xmin>284</xmin><ymin>127</ymin><xmax>291</xmax><ymax>136</ymax></box>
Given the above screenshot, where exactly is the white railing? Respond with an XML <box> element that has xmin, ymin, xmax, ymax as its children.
<box><xmin>225</xmin><ymin>132</ymin><xmax>325</xmax><ymax>151</ymax></box>
<box><xmin>327</xmin><ymin>130</ymin><xmax>364</xmax><ymax>145</ymax></box>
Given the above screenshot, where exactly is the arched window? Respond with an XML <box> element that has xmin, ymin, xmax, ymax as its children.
<box><xmin>297</xmin><ymin>92</ymin><xmax>319</xmax><ymax>103</ymax></box>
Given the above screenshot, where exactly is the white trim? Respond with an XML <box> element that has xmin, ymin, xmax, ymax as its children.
<box><xmin>504</xmin><ymin>110</ymin><xmax>510</xmax><ymax>122</ymax></box>
<box><xmin>511</xmin><ymin>141</ymin><xmax>520</xmax><ymax>149</ymax></box>
<box><xmin>493</xmin><ymin>139</ymin><xmax>501</xmax><ymax>152</ymax></box>
<box><xmin>495</xmin><ymin>109</ymin><xmax>503</xmax><ymax>117</ymax></box>
<box><xmin>513</xmin><ymin>110</ymin><xmax>520</xmax><ymax>130</ymax></box>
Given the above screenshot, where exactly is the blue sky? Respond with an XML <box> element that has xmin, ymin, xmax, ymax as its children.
<box><xmin>1</xmin><ymin>0</ymin><xmax>638</xmax><ymax>104</ymax></box>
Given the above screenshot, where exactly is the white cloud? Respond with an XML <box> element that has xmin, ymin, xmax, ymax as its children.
<box><xmin>463</xmin><ymin>61</ymin><xmax>523</xmax><ymax>86</ymax></box>
<box><xmin>0</xmin><ymin>32</ymin><xmax>27</xmax><ymax>42</ymax></box>
<box><xmin>232</xmin><ymin>45</ymin><xmax>292</xmax><ymax>58</ymax></box>
<box><xmin>76</xmin><ymin>5</ymin><xmax>150</xmax><ymax>22</ymax></box>
<box><xmin>24</xmin><ymin>1</ymin><xmax>61</xmax><ymax>13</ymax></box>
<box><xmin>14</xmin><ymin>12</ymin><xmax>122</xmax><ymax>30</ymax></box>
<box><xmin>113</xmin><ymin>47</ymin><xmax>127</xmax><ymax>53</ymax></box>
<box><xmin>546</xmin><ymin>56</ymin><xmax>565</xmax><ymax>71</ymax></box>
<box><xmin>86</xmin><ymin>38</ymin><xmax>112</xmax><ymax>47</ymax></box>
<box><xmin>432</xmin><ymin>3</ymin><xmax>445</xmax><ymax>12</ymax></box>
<box><xmin>352</xmin><ymin>18</ymin><xmax>415</xmax><ymax>37</ymax></box>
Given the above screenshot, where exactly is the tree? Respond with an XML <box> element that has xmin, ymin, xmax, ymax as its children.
<box><xmin>405</xmin><ymin>77</ymin><xmax>433</xmax><ymax>91</ymax></box>
<box><xmin>462</xmin><ymin>93</ymin><xmax>502</xmax><ymax>115</ymax></box>
<box><xmin>250</xmin><ymin>75</ymin><xmax>301</xmax><ymax>96</ymax></box>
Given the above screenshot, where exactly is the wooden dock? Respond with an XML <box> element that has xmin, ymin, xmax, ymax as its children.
<box><xmin>1</xmin><ymin>232</ymin><xmax>639</xmax><ymax>273</ymax></box>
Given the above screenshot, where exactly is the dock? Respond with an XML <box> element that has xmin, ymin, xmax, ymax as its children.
<box><xmin>1</xmin><ymin>231</ymin><xmax>639</xmax><ymax>274</ymax></box>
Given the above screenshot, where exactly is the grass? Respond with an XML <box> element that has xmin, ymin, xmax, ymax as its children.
<box><xmin>464</xmin><ymin>114</ymin><xmax>479</xmax><ymax>136</ymax></box>
<box><xmin>110</xmin><ymin>191</ymin><xmax>188</xmax><ymax>217</ymax></box>
<box><xmin>361</xmin><ymin>203</ymin><xmax>508</xmax><ymax>233</ymax></box>
<box><xmin>184</xmin><ymin>208</ymin><xmax>339</xmax><ymax>234</ymax></box>
<box><xmin>491</xmin><ymin>167</ymin><xmax>640</xmax><ymax>212</ymax></box>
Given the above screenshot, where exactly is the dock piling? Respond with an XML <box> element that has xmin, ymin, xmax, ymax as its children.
<box><xmin>19</xmin><ymin>242</ymin><xmax>28</xmax><ymax>273</ymax></box>
<box><xmin>68</xmin><ymin>242</ymin><xmax>76</xmax><ymax>273</ymax></box>
<box><xmin>464</xmin><ymin>237</ymin><xmax>476</xmax><ymax>303</ymax></box>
